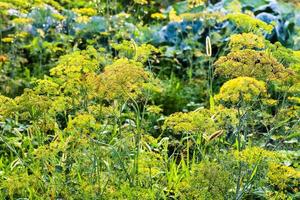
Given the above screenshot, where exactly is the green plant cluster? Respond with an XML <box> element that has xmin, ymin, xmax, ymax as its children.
<box><xmin>0</xmin><ymin>0</ymin><xmax>299</xmax><ymax>199</ymax></box>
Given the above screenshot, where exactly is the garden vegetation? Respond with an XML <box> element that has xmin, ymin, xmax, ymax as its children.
<box><xmin>0</xmin><ymin>0</ymin><xmax>299</xmax><ymax>199</ymax></box>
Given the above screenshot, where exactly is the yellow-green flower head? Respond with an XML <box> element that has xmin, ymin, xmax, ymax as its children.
<box><xmin>188</xmin><ymin>0</ymin><xmax>206</xmax><ymax>8</ymax></box>
<box><xmin>12</xmin><ymin>17</ymin><xmax>33</xmax><ymax>25</ymax></box>
<box><xmin>267</xmin><ymin>42</ymin><xmax>300</xmax><ymax>66</ymax></box>
<box><xmin>1</xmin><ymin>37</ymin><xmax>14</xmax><ymax>43</ymax></box>
<box><xmin>33</xmin><ymin>79</ymin><xmax>60</xmax><ymax>96</ymax></box>
<box><xmin>112</xmin><ymin>40</ymin><xmax>159</xmax><ymax>63</ymax></box>
<box><xmin>233</xmin><ymin>146</ymin><xmax>280</xmax><ymax>165</ymax></box>
<box><xmin>212</xmin><ymin>105</ymin><xmax>239</xmax><ymax>128</ymax></box>
<box><xmin>72</xmin><ymin>8</ymin><xmax>97</xmax><ymax>16</ymax></box>
<box><xmin>67</xmin><ymin>113</ymin><xmax>99</xmax><ymax>134</ymax></box>
<box><xmin>163</xmin><ymin>106</ymin><xmax>238</xmax><ymax>138</ymax></box>
<box><xmin>227</xmin><ymin>13</ymin><xmax>274</xmax><ymax>34</ymax></box>
<box><xmin>229</xmin><ymin>33</ymin><xmax>265</xmax><ymax>51</ymax></box>
<box><xmin>214</xmin><ymin>49</ymin><xmax>291</xmax><ymax>81</ymax></box>
<box><xmin>163</xmin><ymin>108</ymin><xmax>217</xmax><ymax>135</ymax></box>
<box><xmin>146</xmin><ymin>105</ymin><xmax>163</xmax><ymax>114</ymax></box>
<box><xmin>134</xmin><ymin>0</ymin><xmax>148</xmax><ymax>5</ymax></box>
<box><xmin>215</xmin><ymin>77</ymin><xmax>267</xmax><ymax>104</ymax></box>
<box><xmin>50</xmin><ymin>46</ymin><xmax>102</xmax><ymax>79</ymax></box>
<box><xmin>99</xmin><ymin>58</ymin><xmax>159</xmax><ymax>101</ymax></box>
<box><xmin>0</xmin><ymin>2</ymin><xmax>13</xmax><ymax>10</ymax></box>
<box><xmin>151</xmin><ymin>13</ymin><xmax>166</xmax><ymax>20</ymax></box>
<box><xmin>137</xmin><ymin>151</ymin><xmax>163</xmax><ymax>177</ymax></box>
<box><xmin>0</xmin><ymin>95</ymin><xmax>15</xmax><ymax>119</ymax></box>
<box><xmin>267</xmin><ymin>162</ymin><xmax>300</xmax><ymax>190</ymax></box>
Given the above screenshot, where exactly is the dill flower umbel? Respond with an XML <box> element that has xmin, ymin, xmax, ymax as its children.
<box><xmin>227</xmin><ymin>13</ymin><xmax>274</xmax><ymax>34</ymax></box>
<box><xmin>215</xmin><ymin>77</ymin><xmax>267</xmax><ymax>105</ymax></box>
<box><xmin>163</xmin><ymin>106</ymin><xmax>238</xmax><ymax>138</ymax></box>
<box><xmin>179</xmin><ymin>161</ymin><xmax>233</xmax><ymax>200</ymax></box>
<box><xmin>33</xmin><ymin>79</ymin><xmax>60</xmax><ymax>96</ymax></box>
<box><xmin>233</xmin><ymin>146</ymin><xmax>280</xmax><ymax>165</ymax></box>
<box><xmin>267</xmin><ymin>162</ymin><xmax>300</xmax><ymax>190</ymax></box>
<box><xmin>188</xmin><ymin>0</ymin><xmax>206</xmax><ymax>8</ymax></box>
<box><xmin>0</xmin><ymin>95</ymin><xmax>15</xmax><ymax>119</ymax></box>
<box><xmin>112</xmin><ymin>40</ymin><xmax>159</xmax><ymax>63</ymax></box>
<box><xmin>169</xmin><ymin>8</ymin><xmax>182</xmax><ymax>22</ymax></box>
<box><xmin>72</xmin><ymin>8</ymin><xmax>97</xmax><ymax>16</ymax></box>
<box><xmin>151</xmin><ymin>13</ymin><xmax>166</xmax><ymax>20</ymax></box>
<box><xmin>67</xmin><ymin>113</ymin><xmax>99</xmax><ymax>134</ymax></box>
<box><xmin>214</xmin><ymin>49</ymin><xmax>291</xmax><ymax>81</ymax></box>
<box><xmin>229</xmin><ymin>33</ymin><xmax>265</xmax><ymax>51</ymax></box>
<box><xmin>12</xmin><ymin>17</ymin><xmax>33</xmax><ymax>25</ymax></box>
<box><xmin>50</xmin><ymin>46</ymin><xmax>102</xmax><ymax>78</ymax></box>
<box><xmin>99</xmin><ymin>58</ymin><xmax>159</xmax><ymax>101</ymax></box>
<box><xmin>162</xmin><ymin>108</ymin><xmax>217</xmax><ymax>135</ymax></box>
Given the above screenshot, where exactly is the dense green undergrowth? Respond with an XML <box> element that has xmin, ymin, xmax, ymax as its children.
<box><xmin>0</xmin><ymin>0</ymin><xmax>299</xmax><ymax>199</ymax></box>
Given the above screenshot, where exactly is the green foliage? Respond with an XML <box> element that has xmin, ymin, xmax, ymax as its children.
<box><xmin>0</xmin><ymin>0</ymin><xmax>299</xmax><ymax>199</ymax></box>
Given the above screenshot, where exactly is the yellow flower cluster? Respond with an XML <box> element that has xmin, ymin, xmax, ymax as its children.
<box><xmin>112</xmin><ymin>40</ymin><xmax>159</xmax><ymax>63</ymax></box>
<box><xmin>267</xmin><ymin>162</ymin><xmax>300</xmax><ymax>190</ymax></box>
<box><xmin>214</xmin><ymin>49</ymin><xmax>291</xmax><ymax>81</ymax></box>
<box><xmin>163</xmin><ymin>106</ymin><xmax>238</xmax><ymax>137</ymax></box>
<box><xmin>0</xmin><ymin>89</ymin><xmax>58</xmax><ymax>132</ymax></box>
<box><xmin>188</xmin><ymin>0</ymin><xmax>206</xmax><ymax>8</ymax></box>
<box><xmin>33</xmin><ymin>79</ymin><xmax>60</xmax><ymax>96</ymax></box>
<box><xmin>0</xmin><ymin>95</ymin><xmax>15</xmax><ymax>120</ymax></box>
<box><xmin>163</xmin><ymin>108</ymin><xmax>216</xmax><ymax>135</ymax></box>
<box><xmin>179</xmin><ymin>161</ymin><xmax>233</xmax><ymax>200</ymax></box>
<box><xmin>99</xmin><ymin>58</ymin><xmax>159</xmax><ymax>101</ymax></box>
<box><xmin>267</xmin><ymin>41</ymin><xmax>300</xmax><ymax>66</ymax></box>
<box><xmin>229</xmin><ymin>33</ymin><xmax>265</xmax><ymax>51</ymax></box>
<box><xmin>169</xmin><ymin>8</ymin><xmax>182</xmax><ymax>22</ymax></box>
<box><xmin>212</xmin><ymin>105</ymin><xmax>239</xmax><ymax>128</ymax></box>
<box><xmin>67</xmin><ymin>113</ymin><xmax>100</xmax><ymax>134</ymax></box>
<box><xmin>146</xmin><ymin>105</ymin><xmax>163</xmax><ymax>114</ymax></box>
<box><xmin>215</xmin><ymin>77</ymin><xmax>267</xmax><ymax>104</ymax></box>
<box><xmin>227</xmin><ymin>13</ymin><xmax>274</xmax><ymax>34</ymax></box>
<box><xmin>137</xmin><ymin>151</ymin><xmax>163</xmax><ymax>178</ymax></box>
<box><xmin>0</xmin><ymin>2</ymin><xmax>13</xmax><ymax>10</ymax></box>
<box><xmin>3</xmin><ymin>0</ymin><xmax>30</xmax><ymax>10</ymax></box>
<box><xmin>233</xmin><ymin>146</ymin><xmax>280</xmax><ymax>165</ymax></box>
<box><xmin>72</xmin><ymin>8</ymin><xmax>97</xmax><ymax>16</ymax></box>
<box><xmin>151</xmin><ymin>13</ymin><xmax>166</xmax><ymax>20</ymax></box>
<box><xmin>134</xmin><ymin>0</ymin><xmax>148</xmax><ymax>5</ymax></box>
<box><xmin>50</xmin><ymin>46</ymin><xmax>102</xmax><ymax>79</ymax></box>
<box><xmin>179</xmin><ymin>12</ymin><xmax>225</xmax><ymax>22</ymax></box>
<box><xmin>12</xmin><ymin>17</ymin><xmax>33</xmax><ymax>25</ymax></box>
<box><xmin>75</xmin><ymin>16</ymin><xmax>90</xmax><ymax>24</ymax></box>
<box><xmin>48</xmin><ymin>47</ymin><xmax>106</xmax><ymax>101</ymax></box>
<box><xmin>1</xmin><ymin>37</ymin><xmax>14</xmax><ymax>43</ymax></box>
